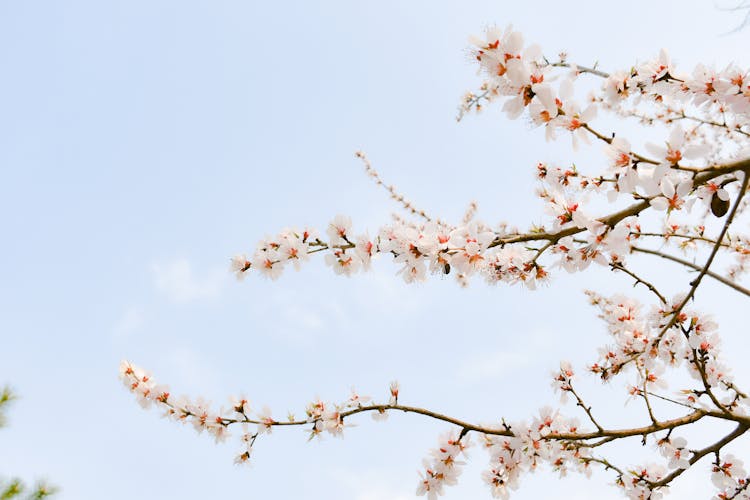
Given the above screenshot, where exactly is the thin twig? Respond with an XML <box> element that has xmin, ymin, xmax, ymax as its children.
<box><xmin>630</xmin><ymin>246</ymin><xmax>750</xmax><ymax>298</ymax></box>
<box><xmin>610</xmin><ymin>261</ymin><xmax>667</xmax><ymax>304</ymax></box>
<box><xmin>355</xmin><ymin>151</ymin><xmax>439</xmax><ymax>224</ymax></box>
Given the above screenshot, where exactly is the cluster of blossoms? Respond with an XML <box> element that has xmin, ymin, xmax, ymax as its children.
<box><xmin>119</xmin><ymin>360</ymin><xmax>399</xmax><ymax>465</ymax></box>
<box><xmin>417</xmin><ymin>432</ymin><xmax>471</xmax><ymax>499</ymax></box>
<box><xmin>121</xmin><ymin>327</ymin><xmax>748</xmax><ymax>500</ymax></box>
<box><xmin>633</xmin><ymin>215</ymin><xmax>750</xmax><ymax>282</ymax></box>
<box><xmin>119</xmin><ymin>361</ymin><xmax>235</xmax><ymax>444</ymax></box>
<box><xmin>232</xmin><ymin>39</ymin><xmax>750</xmax><ymax>288</ymax></box>
<box><xmin>461</xmin><ymin>25</ymin><xmax>750</xmax><ymax>238</ymax></box>
<box><xmin>234</xmin><ymin>35</ymin><xmax>750</xmax><ymax>287</ymax></box>
<box><xmin>231</xmin><ymin>163</ymin><xmax>744</xmax><ymax>288</ymax></box>
<box><xmin>713</xmin><ymin>454</ymin><xmax>750</xmax><ymax>499</ymax></box>
<box><xmin>479</xmin><ymin>408</ymin><xmax>592</xmax><ymax>499</ymax></box>
<box><xmin>658</xmin><ymin>436</ymin><xmax>691</xmax><ymax>470</ymax></box>
<box><xmin>584</xmin><ymin>291</ymin><xmax>750</xmax><ymax>413</ymax></box>
<box><xmin>232</xmin><ymin>25</ymin><xmax>750</xmax><ymax>288</ymax></box>
<box><xmin>617</xmin><ymin>464</ymin><xmax>669</xmax><ymax>500</ymax></box>
<box><xmin>465</xmin><ymin>25</ymin><xmax>750</xmax><ymax>128</ymax></box>
<box><xmin>233</xmin><ymin>216</ymin><xmax>543</xmax><ymax>287</ymax></box>
<box><xmin>120</xmin><ymin>356</ymin><xmax>657</xmax><ymax>498</ymax></box>
<box><xmin>121</xmin><ymin>360</ymin><xmax>588</xmax><ymax>496</ymax></box>
<box><xmin>125</xmin><ymin>24</ymin><xmax>750</xmax><ymax>500</ymax></box>
<box><xmin>232</xmin><ymin>209</ymin><xmax>637</xmax><ymax>289</ymax></box>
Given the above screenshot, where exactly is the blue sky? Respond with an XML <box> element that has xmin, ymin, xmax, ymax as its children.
<box><xmin>1</xmin><ymin>1</ymin><xmax>749</xmax><ymax>499</ymax></box>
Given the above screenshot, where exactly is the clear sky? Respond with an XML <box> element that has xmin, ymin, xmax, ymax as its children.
<box><xmin>1</xmin><ymin>1</ymin><xmax>749</xmax><ymax>499</ymax></box>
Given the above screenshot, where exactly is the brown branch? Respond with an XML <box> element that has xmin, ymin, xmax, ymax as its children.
<box><xmin>630</xmin><ymin>246</ymin><xmax>750</xmax><ymax>298</ymax></box>
<box><xmin>581</xmin><ymin>123</ymin><xmax>661</xmax><ymax>165</ymax></box>
<box><xmin>130</xmin><ymin>385</ymin><xmax>749</xmax><ymax>442</ymax></box>
<box><xmin>651</xmin><ymin>424</ymin><xmax>749</xmax><ymax>488</ymax></box>
<box><xmin>490</xmin><ymin>198</ymin><xmax>652</xmax><ymax>248</ymax></box>
<box><xmin>692</xmin><ymin>348</ymin><xmax>733</xmax><ymax>415</ymax></box>
<box><xmin>610</xmin><ymin>261</ymin><xmax>667</xmax><ymax>304</ymax></box>
<box><xmin>674</xmin><ymin>111</ymin><xmax>750</xmax><ymax>138</ymax></box>
<box><xmin>549</xmin><ymin>60</ymin><xmax>611</xmax><ymax>79</ymax></box>
<box><xmin>580</xmin><ymin>456</ymin><xmax>626</xmax><ymax>477</ymax></box>
<box><xmin>215</xmin><ymin>404</ymin><xmax>749</xmax><ymax>442</ymax></box>
<box><xmin>567</xmin><ymin>383</ymin><xmax>604</xmax><ymax>432</ymax></box>
<box><xmin>647</xmin><ymin>391</ymin><xmax>701</xmax><ymax>411</ymax></box>
<box><xmin>728</xmin><ymin>475</ymin><xmax>750</xmax><ymax>499</ymax></box>
<box><xmin>640</xmin><ymin>378</ymin><xmax>659</xmax><ymax>425</ymax></box>
<box><xmin>631</xmin><ymin>231</ymin><xmax>731</xmax><ymax>249</ymax></box>
<box><xmin>490</xmin><ymin>156</ymin><xmax>750</xmax><ymax>250</ymax></box>
<box><xmin>653</xmin><ymin>171</ymin><xmax>750</xmax><ymax>344</ymax></box>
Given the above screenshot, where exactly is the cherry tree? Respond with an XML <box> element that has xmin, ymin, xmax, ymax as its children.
<box><xmin>121</xmin><ymin>25</ymin><xmax>750</xmax><ymax>499</ymax></box>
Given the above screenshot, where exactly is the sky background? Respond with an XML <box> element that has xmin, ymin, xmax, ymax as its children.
<box><xmin>1</xmin><ymin>1</ymin><xmax>749</xmax><ymax>499</ymax></box>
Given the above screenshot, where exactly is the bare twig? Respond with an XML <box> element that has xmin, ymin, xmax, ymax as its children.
<box><xmin>631</xmin><ymin>246</ymin><xmax>750</xmax><ymax>298</ymax></box>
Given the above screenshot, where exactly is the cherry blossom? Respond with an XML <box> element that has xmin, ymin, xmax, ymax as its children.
<box><xmin>658</xmin><ymin>436</ymin><xmax>690</xmax><ymax>470</ymax></box>
<box><xmin>120</xmin><ymin>23</ymin><xmax>750</xmax><ymax>500</ymax></box>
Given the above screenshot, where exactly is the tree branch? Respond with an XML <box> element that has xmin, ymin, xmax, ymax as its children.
<box><xmin>630</xmin><ymin>246</ymin><xmax>750</xmax><ymax>298</ymax></box>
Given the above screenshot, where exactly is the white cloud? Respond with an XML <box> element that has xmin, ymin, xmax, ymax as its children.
<box><xmin>326</xmin><ymin>466</ymin><xmax>413</xmax><ymax>500</ymax></box>
<box><xmin>456</xmin><ymin>349</ymin><xmax>531</xmax><ymax>382</ymax></box>
<box><xmin>112</xmin><ymin>305</ymin><xmax>145</xmax><ymax>339</ymax></box>
<box><xmin>165</xmin><ymin>346</ymin><xmax>220</xmax><ymax>395</ymax></box>
<box><xmin>283</xmin><ymin>304</ymin><xmax>326</xmax><ymax>331</ymax></box>
<box><xmin>354</xmin><ymin>489</ymin><xmax>413</xmax><ymax>500</ymax></box>
<box><xmin>357</xmin><ymin>265</ymin><xmax>425</xmax><ymax>316</ymax></box>
<box><xmin>276</xmin><ymin>299</ymin><xmax>344</xmax><ymax>347</ymax></box>
<box><xmin>248</xmin><ymin>284</ymin><xmax>352</xmax><ymax>347</ymax></box>
<box><xmin>152</xmin><ymin>257</ymin><xmax>226</xmax><ymax>303</ymax></box>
